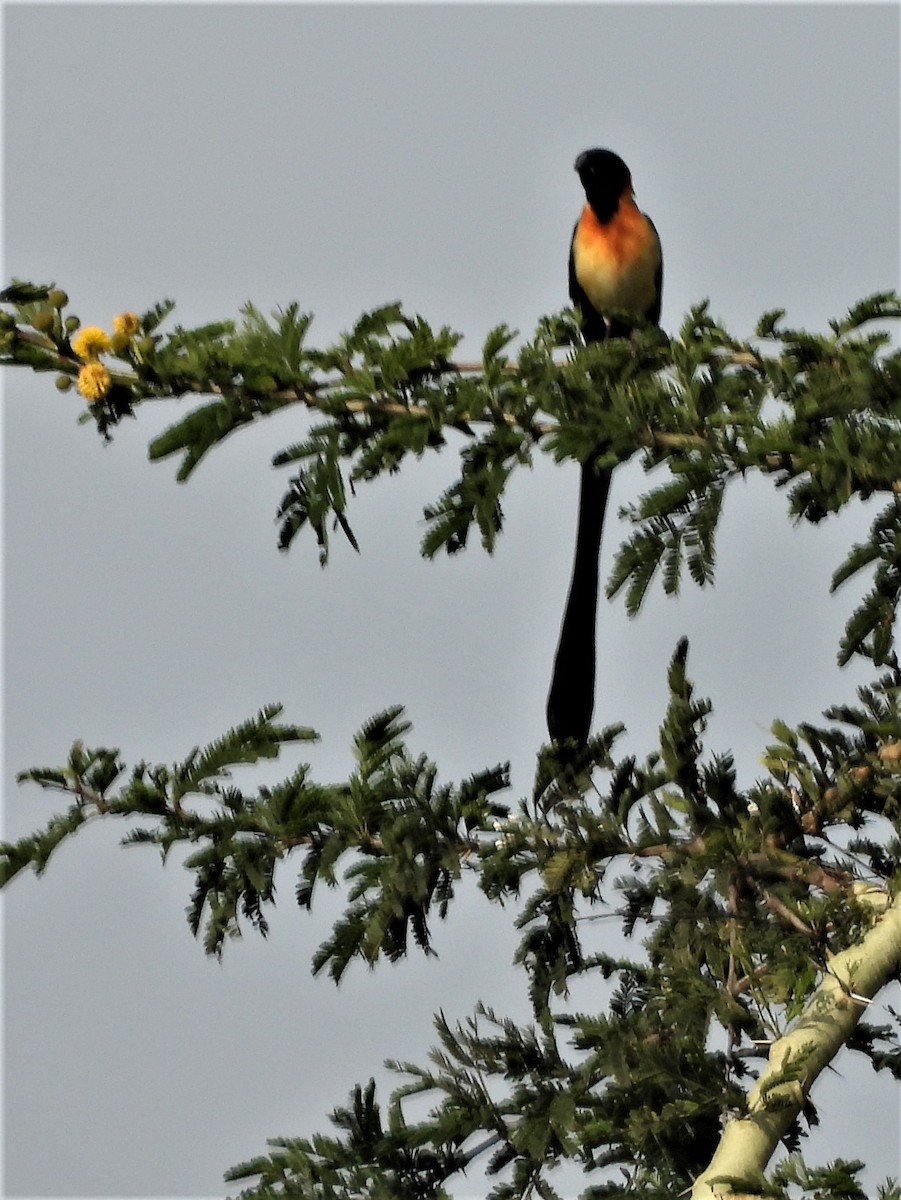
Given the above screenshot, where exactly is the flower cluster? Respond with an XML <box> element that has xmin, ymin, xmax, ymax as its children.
<box><xmin>70</xmin><ymin>312</ymin><xmax>140</xmax><ymax>404</ymax></box>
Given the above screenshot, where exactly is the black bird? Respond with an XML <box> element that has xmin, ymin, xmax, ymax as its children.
<box><xmin>546</xmin><ymin>149</ymin><xmax>663</xmax><ymax>747</ymax></box>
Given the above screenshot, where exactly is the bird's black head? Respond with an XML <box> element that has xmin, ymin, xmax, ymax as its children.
<box><xmin>574</xmin><ymin>148</ymin><xmax>632</xmax><ymax>222</ymax></box>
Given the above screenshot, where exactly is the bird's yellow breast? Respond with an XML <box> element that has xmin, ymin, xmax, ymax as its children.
<box><xmin>572</xmin><ymin>199</ymin><xmax>661</xmax><ymax>318</ymax></box>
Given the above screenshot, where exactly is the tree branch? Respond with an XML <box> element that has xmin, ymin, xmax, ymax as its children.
<box><xmin>691</xmin><ymin>885</ymin><xmax>901</xmax><ymax>1199</ymax></box>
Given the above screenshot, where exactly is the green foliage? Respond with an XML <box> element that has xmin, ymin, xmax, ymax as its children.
<box><xmin>4</xmin><ymin>705</ymin><xmax>509</xmax><ymax>965</ymax></box>
<box><xmin>3</xmin><ymin>282</ymin><xmax>899</xmax><ymax>668</ymax></box>
<box><xmin>302</xmin><ymin>710</ymin><xmax>510</xmax><ymax>979</ymax></box>
<box><xmin>769</xmin><ymin>1153</ymin><xmax>900</xmax><ymax>1200</ymax></box>
<box><xmin>832</xmin><ymin>501</ymin><xmax>901</xmax><ymax>667</ymax></box>
<box><xmin>4</xmin><ymin>282</ymin><xmax>901</xmax><ymax>1198</ymax></box>
<box><xmin>216</xmin><ymin>648</ymin><xmax>901</xmax><ymax>1198</ymax></box>
<box><xmin>10</xmin><ymin>644</ymin><xmax>901</xmax><ymax>1197</ymax></box>
<box><xmin>225</xmin><ymin>1079</ymin><xmax>463</xmax><ymax>1200</ymax></box>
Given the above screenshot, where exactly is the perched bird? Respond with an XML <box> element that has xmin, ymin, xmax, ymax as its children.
<box><xmin>546</xmin><ymin>148</ymin><xmax>663</xmax><ymax>747</ymax></box>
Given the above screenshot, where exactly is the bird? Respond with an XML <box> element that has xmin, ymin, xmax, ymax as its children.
<box><xmin>546</xmin><ymin>148</ymin><xmax>663</xmax><ymax>748</ymax></box>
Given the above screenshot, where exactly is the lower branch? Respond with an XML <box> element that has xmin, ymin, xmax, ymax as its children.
<box><xmin>692</xmin><ymin>885</ymin><xmax>901</xmax><ymax>1199</ymax></box>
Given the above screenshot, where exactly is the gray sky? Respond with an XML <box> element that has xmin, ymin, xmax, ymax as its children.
<box><xmin>3</xmin><ymin>3</ymin><xmax>900</xmax><ymax>1197</ymax></box>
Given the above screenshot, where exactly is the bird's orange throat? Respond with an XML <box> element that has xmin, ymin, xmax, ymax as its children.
<box><xmin>573</xmin><ymin>197</ymin><xmax>661</xmax><ymax>319</ymax></box>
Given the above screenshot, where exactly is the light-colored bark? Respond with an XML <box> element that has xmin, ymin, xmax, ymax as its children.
<box><xmin>692</xmin><ymin>886</ymin><xmax>901</xmax><ymax>1199</ymax></box>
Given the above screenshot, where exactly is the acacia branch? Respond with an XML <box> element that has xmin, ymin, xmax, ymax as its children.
<box><xmin>691</xmin><ymin>886</ymin><xmax>901</xmax><ymax>1199</ymax></box>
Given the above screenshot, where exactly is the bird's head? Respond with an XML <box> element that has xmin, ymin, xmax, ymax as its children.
<box><xmin>574</xmin><ymin>148</ymin><xmax>633</xmax><ymax>222</ymax></box>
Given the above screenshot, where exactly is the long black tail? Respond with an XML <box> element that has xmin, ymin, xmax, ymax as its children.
<box><xmin>546</xmin><ymin>461</ymin><xmax>612</xmax><ymax>746</ymax></box>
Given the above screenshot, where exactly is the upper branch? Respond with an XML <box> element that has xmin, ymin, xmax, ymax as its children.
<box><xmin>3</xmin><ymin>283</ymin><xmax>901</xmax><ymax>663</ymax></box>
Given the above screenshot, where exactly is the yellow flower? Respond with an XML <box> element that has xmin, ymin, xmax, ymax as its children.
<box><xmin>112</xmin><ymin>311</ymin><xmax>141</xmax><ymax>337</ymax></box>
<box><xmin>76</xmin><ymin>361</ymin><xmax>112</xmax><ymax>403</ymax></box>
<box><xmin>71</xmin><ymin>325</ymin><xmax>112</xmax><ymax>360</ymax></box>
<box><xmin>110</xmin><ymin>312</ymin><xmax>142</xmax><ymax>354</ymax></box>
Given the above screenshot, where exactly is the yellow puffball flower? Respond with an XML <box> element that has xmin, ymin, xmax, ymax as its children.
<box><xmin>110</xmin><ymin>312</ymin><xmax>142</xmax><ymax>354</ymax></box>
<box><xmin>113</xmin><ymin>311</ymin><xmax>141</xmax><ymax>337</ymax></box>
<box><xmin>76</xmin><ymin>361</ymin><xmax>112</xmax><ymax>403</ymax></box>
<box><xmin>71</xmin><ymin>325</ymin><xmax>112</xmax><ymax>360</ymax></box>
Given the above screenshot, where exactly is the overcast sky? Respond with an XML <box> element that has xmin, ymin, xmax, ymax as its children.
<box><xmin>2</xmin><ymin>3</ymin><xmax>900</xmax><ymax>1198</ymax></box>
